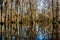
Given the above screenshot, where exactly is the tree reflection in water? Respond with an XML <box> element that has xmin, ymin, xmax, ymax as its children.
<box><xmin>2</xmin><ymin>33</ymin><xmax>4</xmax><ymax>40</ymax></box>
<box><xmin>36</xmin><ymin>27</ymin><xmax>49</xmax><ymax>40</ymax></box>
<box><xmin>1</xmin><ymin>23</ymin><xmax>49</xmax><ymax>40</ymax></box>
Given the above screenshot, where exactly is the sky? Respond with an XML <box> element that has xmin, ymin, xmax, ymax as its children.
<box><xmin>37</xmin><ymin>0</ymin><xmax>49</xmax><ymax>12</ymax></box>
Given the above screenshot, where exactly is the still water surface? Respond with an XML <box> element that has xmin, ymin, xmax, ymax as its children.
<box><xmin>0</xmin><ymin>23</ymin><xmax>52</xmax><ymax>40</ymax></box>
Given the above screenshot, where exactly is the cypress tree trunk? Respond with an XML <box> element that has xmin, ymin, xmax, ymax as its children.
<box><xmin>52</xmin><ymin>0</ymin><xmax>59</xmax><ymax>40</ymax></box>
<box><xmin>55</xmin><ymin>0</ymin><xmax>59</xmax><ymax>39</ymax></box>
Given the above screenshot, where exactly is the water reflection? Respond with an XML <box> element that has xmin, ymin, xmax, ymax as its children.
<box><xmin>36</xmin><ymin>27</ymin><xmax>49</xmax><ymax>40</ymax></box>
<box><xmin>0</xmin><ymin>22</ymin><xmax>51</xmax><ymax>40</ymax></box>
<box><xmin>2</xmin><ymin>33</ymin><xmax>4</xmax><ymax>40</ymax></box>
